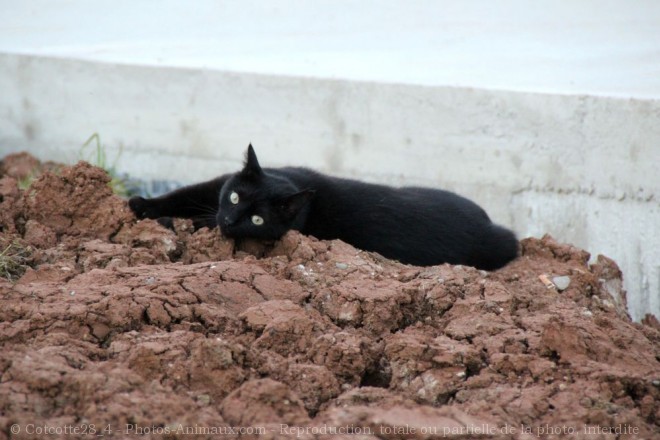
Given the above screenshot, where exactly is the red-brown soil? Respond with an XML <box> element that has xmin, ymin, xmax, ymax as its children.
<box><xmin>0</xmin><ymin>153</ymin><xmax>658</xmax><ymax>439</ymax></box>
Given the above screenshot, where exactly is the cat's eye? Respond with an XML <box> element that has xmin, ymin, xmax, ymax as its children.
<box><xmin>229</xmin><ymin>191</ymin><xmax>239</xmax><ymax>204</ymax></box>
<box><xmin>251</xmin><ymin>215</ymin><xmax>264</xmax><ymax>225</ymax></box>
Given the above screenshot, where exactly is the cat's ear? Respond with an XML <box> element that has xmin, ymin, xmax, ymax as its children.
<box><xmin>241</xmin><ymin>143</ymin><xmax>263</xmax><ymax>178</ymax></box>
<box><xmin>279</xmin><ymin>190</ymin><xmax>315</xmax><ymax>219</ymax></box>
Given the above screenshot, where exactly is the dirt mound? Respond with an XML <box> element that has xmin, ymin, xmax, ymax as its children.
<box><xmin>0</xmin><ymin>154</ymin><xmax>658</xmax><ymax>439</ymax></box>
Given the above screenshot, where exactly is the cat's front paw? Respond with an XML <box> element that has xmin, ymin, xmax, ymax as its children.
<box><xmin>129</xmin><ymin>196</ymin><xmax>159</xmax><ymax>219</ymax></box>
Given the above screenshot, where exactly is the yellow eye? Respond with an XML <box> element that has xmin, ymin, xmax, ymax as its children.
<box><xmin>251</xmin><ymin>215</ymin><xmax>264</xmax><ymax>225</ymax></box>
<box><xmin>229</xmin><ymin>192</ymin><xmax>239</xmax><ymax>204</ymax></box>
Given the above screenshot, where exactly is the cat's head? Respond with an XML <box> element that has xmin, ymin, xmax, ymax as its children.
<box><xmin>216</xmin><ymin>144</ymin><xmax>314</xmax><ymax>240</ymax></box>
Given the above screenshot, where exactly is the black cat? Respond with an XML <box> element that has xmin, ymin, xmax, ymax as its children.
<box><xmin>129</xmin><ymin>145</ymin><xmax>518</xmax><ymax>270</ymax></box>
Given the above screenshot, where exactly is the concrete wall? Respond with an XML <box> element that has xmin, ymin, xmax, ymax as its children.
<box><xmin>3</xmin><ymin>0</ymin><xmax>660</xmax><ymax>98</ymax></box>
<box><xmin>1</xmin><ymin>53</ymin><xmax>658</xmax><ymax>320</ymax></box>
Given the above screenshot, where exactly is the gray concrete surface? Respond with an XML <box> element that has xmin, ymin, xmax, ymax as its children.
<box><xmin>1</xmin><ymin>1</ymin><xmax>659</xmax><ymax>320</ymax></box>
<box><xmin>2</xmin><ymin>0</ymin><xmax>660</xmax><ymax>97</ymax></box>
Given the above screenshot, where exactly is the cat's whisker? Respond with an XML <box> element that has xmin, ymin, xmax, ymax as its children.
<box><xmin>183</xmin><ymin>199</ymin><xmax>218</xmax><ymax>215</ymax></box>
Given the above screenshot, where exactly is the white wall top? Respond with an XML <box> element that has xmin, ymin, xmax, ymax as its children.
<box><xmin>1</xmin><ymin>0</ymin><xmax>659</xmax><ymax>98</ymax></box>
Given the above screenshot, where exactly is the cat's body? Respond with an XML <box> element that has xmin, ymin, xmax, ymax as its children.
<box><xmin>129</xmin><ymin>145</ymin><xmax>518</xmax><ymax>270</ymax></box>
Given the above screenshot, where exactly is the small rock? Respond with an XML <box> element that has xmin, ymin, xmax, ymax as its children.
<box><xmin>335</xmin><ymin>262</ymin><xmax>348</xmax><ymax>270</ymax></box>
<box><xmin>552</xmin><ymin>276</ymin><xmax>571</xmax><ymax>291</ymax></box>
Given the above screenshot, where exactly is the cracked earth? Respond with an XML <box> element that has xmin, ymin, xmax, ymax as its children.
<box><xmin>0</xmin><ymin>153</ymin><xmax>658</xmax><ymax>439</ymax></box>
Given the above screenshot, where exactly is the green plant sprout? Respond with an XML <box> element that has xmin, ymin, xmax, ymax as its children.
<box><xmin>80</xmin><ymin>133</ymin><xmax>130</xmax><ymax>197</ymax></box>
<box><xmin>17</xmin><ymin>171</ymin><xmax>38</xmax><ymax>190</ymax></box>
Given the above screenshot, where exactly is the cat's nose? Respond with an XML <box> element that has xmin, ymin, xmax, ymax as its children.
<box><xmin>223</xmin><ymin>216</ymin><xmax>234</xmax><ymax>226</ymax></box>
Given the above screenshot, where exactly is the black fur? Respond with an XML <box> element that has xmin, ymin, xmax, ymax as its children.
<box><xmin>129</xmin><ymin>145</ymin><xmax>518</xmax><ymax>270</ymax></box>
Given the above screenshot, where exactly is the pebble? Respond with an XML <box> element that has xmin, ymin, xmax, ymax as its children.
<box><xmin>581</xmin><ymin>308</ymin><xmax>593</xmax><ymax>318</ymax></box>
<box><xmin>552</xmin><ymin>276</ymin><xmax>571</xmax><ymax>291</ymax></box>
<box><xmin>335</xmin><ymin>262</ymin><xmax>348</xmax><ymax>270</ymax></box>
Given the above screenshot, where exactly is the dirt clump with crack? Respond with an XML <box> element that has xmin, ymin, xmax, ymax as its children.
<box><xmin>0</xmin><ymin>153</ymin><xmax>658</xmax><ymax>439</ymax></box>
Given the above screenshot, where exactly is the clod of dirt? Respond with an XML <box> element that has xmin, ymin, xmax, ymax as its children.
<box><xmin>0</xmin><ymin>151</ymin><xmax>61</xmax><ymax>182</ymax></box>
<box><xmin>219</xmin><ymin>378</ymin><xmax>311</xmax><ymax>426</ymax></box>
<box><xmin>0</xmin><ymin>153</ymin><xmax>658</xmax><ymax>439</ymax></box>
<box><xmin>21</xmin><ymin>161</ymin><xmax>134</xmax><ymax>239</ymax></box>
